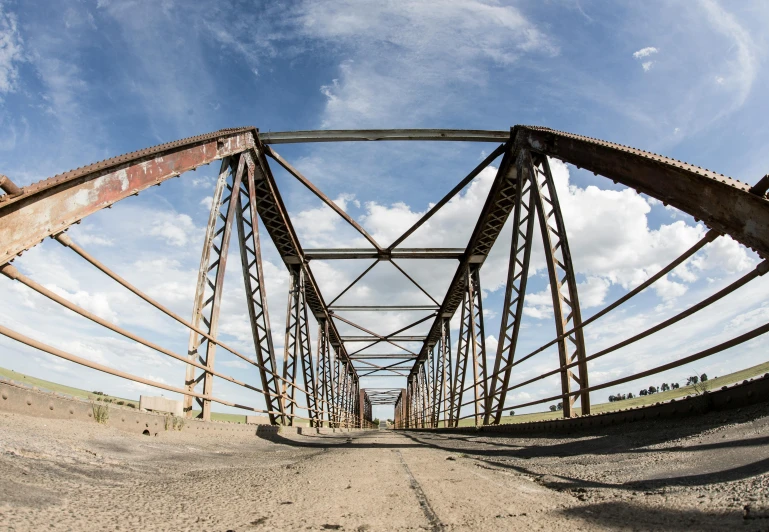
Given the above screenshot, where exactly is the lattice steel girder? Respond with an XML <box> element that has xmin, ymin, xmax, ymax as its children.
<box><xmin>185</xmin><ymin>156</ymin><xmax>243</xmax><ymax>420</ymax></box>
<box><xmin>485</xmin><ymin>149</ymin><xmax>536</xmax><ymax>424</ymax></box>
<box><xmin>519</xmin><ymin>127</ymin><xmax>769</xmax><ymax>258</ymax></box>
<box><xmin>410</xmin><ymin>137</ymin><xmax>518</xmax><ymax>376</ymax></box>
<box><xmin>282</xmin><ymin>266</ymin><xmax>320</xmax><ymax>426</ymax></box>
<box><xmin>235</xmin><ymin>151</ymin><xmax>284</xmax><ymax>425</ymax></box>
<box><xmin>316</xmin><ymin>318</ymin><xmax>335</xmax><ymax>426</ymax></box>
<box><xmin>436</xmin><ymin>319</ymin><xmax>452</xmax><ymax>427</ymax></box>
<box><xmin>243</xmin><ymin>140</ymin><xmax>356</xmax><ymax>374</ymax></box>
<box><xmin>530</xmin><ymin>151</ymin><xmax>590</xmax><ymax>416</ymax></box>
<box><xmin>0</xmin><ymin>128</ymin><xmax>254</xmax><ymax>266</ymax></box>
<box><xmin>448</xmin><ymin>265</ymin><xmax>487</xmax><ymax>426</ymax></box>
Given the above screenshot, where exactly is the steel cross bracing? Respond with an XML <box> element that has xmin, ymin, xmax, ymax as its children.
<box><xmin>484</xmin><ymin>150</ymin><xmax>536</xmax><ymax>424</ymax></box>
<box><xmin>235</xmin><ymin>151</ymin><xmax>285</xmax><ymax>425</ymax></box>
<box><xmin>184</xmin><ymin>156</ymin><xmax>243</xmax><ymax>419</ymax></box>
<box><xmin>282</xmin><ymin>266</ymin><xmax>320</xmax><ymax>426</ymax></box>
<box><xmin>3</xmin><ymin>126</ymin><xmax>769</xmax><ymax>429</ymax></box>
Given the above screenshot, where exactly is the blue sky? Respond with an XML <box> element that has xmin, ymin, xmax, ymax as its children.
<box><xmin>1</xmin><ymin>0</ymin><xmax>768</xmax><ymax>421</ymax></box>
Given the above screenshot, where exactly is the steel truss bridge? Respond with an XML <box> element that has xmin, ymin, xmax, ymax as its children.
<box><xmin>1</xmin><ymin>127</ymin><xmax>768</xmax><ymax>429</ymax></box>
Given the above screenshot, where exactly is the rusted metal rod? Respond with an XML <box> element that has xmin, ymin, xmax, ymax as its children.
<box><xmin>52</xmin><ymin>233</ymin><xmax>315</xmax><ymax>397</ymax></box>
<box><xmin>749</xmin><ymin>174</ymin><xmax>769</xmax><ymax>197</ymax></box>
<box><xmin>487</xmin><ymin>229</ymin><xmax>722</xmax><ymax>383</ymax></box>
<box><xmin>0</xmin><ymin>264</ymin><xmax>277</xmax><ymax>398</ymax></box>
<box><xmin>390</xmin><ymin>259</ymin><xmax>440</xmax><ymax>306</ymax></box>
<box><xmin>266</xmin><ymin>146</ymin><xmax>383</xmax><ymax>251</ymax></box>
<box><xmin>0</xmin><ymin>174</ymin><xmax>22</xmax><ymax>196</ymax></box>
<box><xmin>501</xmin><ymin>319</ymin><xmax>769</xmax><ymax>413</ymax></box>
<box><xmin>388</xmin><ymin>144</ymin><xmax>506</xmax><ymax>250</ymax></box>
<box><xmin>500</xmin><ymin>259</ymin><xmax>768</xmax><ymax>395</ymax></box>
<box><xmin>0</xmin><ymin>322</ymin><xmax>289</xmax><ymax>417</ymax></box>
<box><xmin>328</xmin><ymin>260</ymin><xmax>379</xmax><ymax>306</ymax></box>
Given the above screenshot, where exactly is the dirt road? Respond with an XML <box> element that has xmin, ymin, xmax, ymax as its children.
<box><xmin>1</xmin><ymin>403</ymin><xmax>769</xmax><ymax>530</ymax></box>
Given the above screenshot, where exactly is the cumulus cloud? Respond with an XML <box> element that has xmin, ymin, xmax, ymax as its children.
<box><xmin>632</xmin><ymin>46</ymin><xmax>658</xmax><ymax>59</ymax></box>
<box><xmin>144</xmin><ymin>212</ymin><xmax>199</xmax><ymax>247</ymax></box>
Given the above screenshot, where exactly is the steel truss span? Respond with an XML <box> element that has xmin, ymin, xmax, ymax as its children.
<box><xmin>1</xmin><ymin>127</ymin><xmax>767</xmax><ymax>429</ymax></box>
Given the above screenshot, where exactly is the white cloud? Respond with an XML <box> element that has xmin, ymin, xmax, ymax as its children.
<box><xmin>642</xmin><ymin>61</ymin><xmax>654</xmax><ymax>72</ymax></box>
<box><xmin>297</xmin><ymin>0</ymin><xmax>557</xmax><ymax>127</ymax></box>
<box><xmin>199</xmin><ymin>196</ymin><xmax>213</xmax><ymax>210</ymax></box>
<box><xmin>632</xmin><ymin>46</ymin><xmax>658</xmax><ymax>59</ymax></box>
<box><xmin>144</xmin><ymin>212</ymin><xmax>199</xmax><ymax>247</ymax></box>
<box><xmin>0</xmin><ymin>4</ymin><xmax>23</xmax><ymax>94</ymax></box>
<box><xmin>698</xmin><ymin>0</ymin><xmax>758</xmax><ymax>110</ymax></box>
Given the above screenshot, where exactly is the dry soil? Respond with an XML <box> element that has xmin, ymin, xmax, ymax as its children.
<box><xmin>1</xmin><ymin>402</ymin><xmax>769</xmax><ymax>531</ymax></box>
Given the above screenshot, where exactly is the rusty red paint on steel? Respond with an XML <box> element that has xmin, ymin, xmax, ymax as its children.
<box><xmin>0</xmin><ymin>130</ymin><xmax>254</xmax><ymax>265</ymax></box>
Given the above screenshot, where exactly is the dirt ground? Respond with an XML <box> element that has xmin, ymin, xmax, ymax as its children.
<box><xmin>1</xmin><ymin>403</ymin><xmax>769</xmax><ymax>531</ymax></box>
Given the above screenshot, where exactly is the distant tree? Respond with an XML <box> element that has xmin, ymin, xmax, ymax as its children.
<box><xmin>661</xmin><ymin>383</ymin><xmax>670</xmax><ymax>392</ymax></box>
<box><xmin>687</xmin><ymin>375</ymin><xmax>699</xmax><ymax>386</ymax></box>
<box><xmin>627</xmin><ymin>392</ymin><xmax>634</xmax><ymax>399</ymax></box>
<box><xmin>387</xmin><ymin>419</ymin><xmax>393</xmax><ymax>424</ymax></box>
<box><xmin>556</xmin><ymin>402</ymin><xmax>563</xmax><ymax>411</ymax></box>
<box><xmin>639</xmin><ymin>389</ymin><xmax>648</xmax><ymax>396</ymax></box>
<box><xmin>700</xmin><ymin>373</ymin><xmax>708</xmax><ymax>382</ymax></box>
<box><xmin>509</xmin><ymin>410</ymin><xmax>515</xmax><ymax>416</ymax></box>
<box><xmin>549</xmin><ymin>405</ymin><xmax>557</xmax><ymax>412</ymax></box>
<box><xmin>621</xmin><ymin>394</ymin><xmax>627</xmax><ymax>400</ymax></box>
<box><xmin>672</xmin><ymin>383</ymin><xmax>680</xmax><ymax>389</ymax></box>
<box><xmin>608</xmin><ymin>395</ymin><xmax>616</xmax><ymax>402</ymax></box>
<box><xmin>648</xmin><ymin>386</ymin><xmax>657</xmax><ymax>395</ymax></box>
<box><xmin>373</xmin><ymin>418</ymin><xmax>380</xmax><ymax>425</ymax></box>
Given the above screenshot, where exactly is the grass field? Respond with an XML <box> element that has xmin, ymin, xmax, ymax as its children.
<box><xmin>456</xmin><ymin>359</ymin><xmax>769</xmax><ymax>427</ymax></box>
<box><xmin>3</xmin><ymin>360</ymin><xmax>768</xmax><ymax>428</ymax></box>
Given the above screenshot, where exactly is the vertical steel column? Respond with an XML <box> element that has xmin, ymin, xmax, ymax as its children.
<box><xmin>485</xmin><ymin>150</ymin><xmax>536</xmax><ymax>424</ymax></box>
<box><xmin>438</xmin><ymin>318</ymin><xmax>452</xmax><ymax>428</ymax></box>
<box><xmin>316</xmin><ymin>319</ymin><xmax>334</xmax><ymax>427</ymax></box>
<box><xmin>420</xmin><ymin>363</ymin><xmax>429</xmax><ymax>428</ymax></box>
<box><xmin>427</xmin><ymin>345</ymin><xmax>436</xmax><ymax>427</ymax></box>
<box><xmin>235</xmin><ymin>152</ymin><xmax>285</xmax><ymax>425</ymax></box>
<box><xmin>339</xmin><ymin>361</ymin><xmax>351</xmax><ymax>427</ymax></box>
<box><xmin>449</xmin><ymin>265</ymin><xmax>487</xmax><ymax>426</ymax></box>
<box><xmin>184</xmin><ymin>156</ymin><xmax>242</xmax><ymax>420</ymax></box>
<box><xmin>282</xmin><ymin>266</ymin><xmax>320</xmax><ymax>426</ymax></box>
<box><xmin>359</xmin><ymin>388</ymin><xmax>365</xmax><ymax>428</ymax></box>
<box><xmin>529</xmin><ymin>152</ymin><xmax>590</xmax><ymax>417</ymax></box>
<box><xmin>281</xmin><ymin>267</ymin><xmax>300</xmax><ymax>424</ymax></box>
<box><xmin>429</xmin><ymin>344</ymin><xmax>438</xmax><ymax>427</ymax></box>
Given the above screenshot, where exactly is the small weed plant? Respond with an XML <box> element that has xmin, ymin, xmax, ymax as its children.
<box><xmin>92</xmin><ymin>402</ymin><xmax>109</xmax><ymax>424</ymax></box>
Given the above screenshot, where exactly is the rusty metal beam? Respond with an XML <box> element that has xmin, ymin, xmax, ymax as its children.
<box><xmin>235</xmin><ymin>151</ymin><xmax>285</xmax><ymax>424</ymax></box>
<box><xmin>519</xmin><ymin>126</ymin><xmax>769</xmax><ymax>258</ymax></box>
<box><xmin>258</xmin><ymin>129</ymin><xmax>510</xmax><ymax>144</ymax></box>
<box><xmin>243</xmin><ymin>139</ymin><xmax>356</xmax><ymax>375</ymax></box>
<box><xmin>410</xmin><ymin>135</ymin><xmax>518</xmax><ymax>376</ymax></box>
<box><xmin>484</xmin><ymin>149</ymin><xmax>535</xmax><ymax>424</ymax></box>
<box><xmin>304</xmin><ymin>249</ymin><xmax>464</xmax><ymax>260</ymax></box>
<box><xmin>0</xmin><ymin>128</ymin><xmax>254</xmax><ymax>266</ymax></box>
<box><xmin>185</xmin><ymin>157</ymin><xmax>243</xmax><ymax>420</ymax></box>
<box><xmin>266</xmin><ymin>147</ymin><xmax>383</xmax><ymax>251</ymax></box>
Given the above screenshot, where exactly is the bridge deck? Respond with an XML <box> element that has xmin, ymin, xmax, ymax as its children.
<box><xmin>2</xmin><ymin>403</ymin><xmax>768</xmax><ymax>530</ymax></box>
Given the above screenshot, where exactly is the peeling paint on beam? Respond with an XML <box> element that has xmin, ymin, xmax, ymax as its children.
<box><xmin>0</xmin><ymin>129</ymin><xmax>254</xmax><ymax>265</ymax></box>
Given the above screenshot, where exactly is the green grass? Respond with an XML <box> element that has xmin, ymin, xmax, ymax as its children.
<box><xmin>455</xmin><ymin>359</ymin><xmax>769</xmax><ymax>427</ymax></box>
